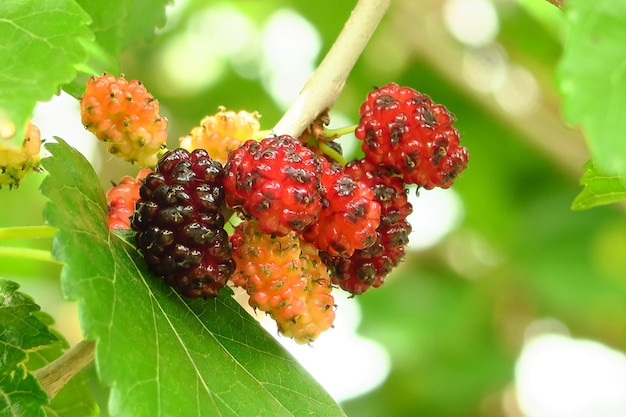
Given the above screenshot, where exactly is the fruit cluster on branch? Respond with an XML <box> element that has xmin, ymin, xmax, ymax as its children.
<box><xmin>83</xmin><ymin>74</ymin><xmax>468</xmax><ymax>343</ymax></box>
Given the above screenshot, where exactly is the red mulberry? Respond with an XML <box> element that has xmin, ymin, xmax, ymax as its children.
<box><xmin>224</xmin><ymin>135</ymin><xmax>323</xmax><ymax>236</ymax></box>
<box><xmin>355</xmin><ymin>82</ymin><xmax>468</xmax><ymax>189</ymax></box>
<box><xmin>322</xmin><ymin>158</ymin><xmax>412</xmax><ymax>295</ymax></box>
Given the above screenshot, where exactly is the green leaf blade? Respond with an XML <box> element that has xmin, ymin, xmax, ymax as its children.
<box><xmin>76</xmin><ymin>0</ymin><xmax>170</xmax><ymax>56</ymax></box>
<box><xmin>572</xmin><ymin>161</ymin><xmax>626</xmax><ymax>210</ymax></box>
<box><xmin>62</xmin><ymin>0</ymin><xmax>171</xmax><ymax>97</ymax></box>
<box><xmin>40</xmin><ymin>139</ymin><xmax>345</xmax><ymax>417</ymax></box>
<box><xmin>558</xmin><ymin>0</ymin><xmax>626</xmax><ymax>178</ymax></box>
<box><xmin>0</xmin><ymin>1</ymin><xmax>93</xmax><ymax>145</ymax></box>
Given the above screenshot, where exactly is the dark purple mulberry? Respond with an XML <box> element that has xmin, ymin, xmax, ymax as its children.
<box><xmin>131</xmin><ymin>148</ymin><xmax>234</xmax><ymax>298</ymax></box>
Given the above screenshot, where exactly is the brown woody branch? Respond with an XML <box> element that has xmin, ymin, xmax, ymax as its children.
<box><xmin>34</xmin><ymin>339</ymin><xmax>95</xmax><ymax>399</ymax></box>
<box><xmin>272</xmin><ymin>0</ymin><xmax>391</xmax><ymax>137</ymax></box>
<box><xmin>546</xmin><ymin>0</ymin><xmax>564</xmax><ymax>9</ymax></box>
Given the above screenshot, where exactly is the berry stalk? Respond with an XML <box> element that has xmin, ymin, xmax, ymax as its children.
<box><xmin>324</xmin><ymin>124</ymin><xmax>358</xmax><ymax>138</ymax></box>
<box><xmin>272</xmin><ymin>0</ymin><xmax>391</xmax><ymax>138</ymax></box>
<box><xmin>319</xmin><ymin>142</ymin><xmax>347</xmax><ymax>166</ymax></box>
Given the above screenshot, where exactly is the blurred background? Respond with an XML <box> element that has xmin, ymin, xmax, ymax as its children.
<box><xmin>3</xmin><ymin>0</ymin><xmax>626</xmax><ymax>416</ymax></box>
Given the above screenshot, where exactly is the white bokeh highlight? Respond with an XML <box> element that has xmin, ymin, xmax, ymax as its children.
<box><xmin>32</xmin><ymin>91</ymin><xmax>100</xmax><ymax>170</ymax></box>
<box><xmin>516</xmin><ymin>333</ymin><xmax>626</xmax><ymax>417</ymax></box>
<box><xmin>260</xmin><ymin>291</ymin><xmax>391</xmax><ymax>403</ymax></box>
<box><xmin>260</xmin><ymin>9</ymin><xmax>321</xmax><ymax>109</ymax></box>
<box><xmin>494</xmin><ymin>64</ymin><xmax>541</xmax><ymax>116</ymax></box>
<box><xmin>444</xmin><ymin>0</ymin><xmax>499</xmax><ymax>47</ymax></box>
<box><xmin>406</xmin><ymin>187</ymin><xmax>464</xmax><ymax>250</ymax></box>
<box><xmin>462</xmin><ymin>45</ymin><xmax>508</xmax><ymax>94</ymax></box>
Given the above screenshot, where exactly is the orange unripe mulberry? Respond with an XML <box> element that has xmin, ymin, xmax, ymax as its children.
<box><xmin>81</xmin><ymin>74</ymin><xmax>167</xmax><ymax>166</ymax></box>
<box><xmin>179</xmin><ymin>107</ymin><xmax>260</xmax><ymax>165</ymax></box>
<box><xmin>278</xmin><ymin>241</ymin><xmax>335</xmax><ymax>344</ymax></box>
<box><xmin>231</xmin><ymin>220</ymin><xmax>335</xmax><ymax>343</ymax></box>
<box><xmin>230</xmin><ymin>220</ymin><xmax>307</xmax><ymax>322</ymax></box>
<box><xmin>106</xmin><ymin>168</ymin><xmax>153</xmax><ymax>230</ymax></box>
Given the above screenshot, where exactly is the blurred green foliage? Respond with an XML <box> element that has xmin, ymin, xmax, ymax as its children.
<box><xmin>0</xmin><ymin>279</ymin><xmax>97</xmax><ymax>417</ymax></box>
<box><xmin>1</xmin><ymin>0</ymin><xmax>625</xmax><ymax>416</ymax></box>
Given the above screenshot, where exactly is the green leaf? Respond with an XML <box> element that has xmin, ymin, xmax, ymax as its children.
<box><xmin>0</xmin><ymin>279</ymin><xmax>97</xmax><ymax>417</ymax></box>
<box><xmin>572</xmin><ymin>160</ymin><xmax>626</xmax><ymax>210</ymax></box>
<box><xmin>76</xmin><ymin>0</ymin><xmax>170</xmax><ymax>56</ymax></box>
<box><xmin>63</xmin><ymin>40</ymin><xmax>120</xmax><ymax>100</ymax></box>
<box><xmin>0</xmin><ymin>279</ymin><xmax>58</xmax><ymax>417</ymax></box>
<box><xmin>40</xmin><ymin>138</ymin><xmax>345</xmax><ymax>417</ymax></box>
<box><xmin>62</xmin><ymin>0</ymin><xmax>172</xmax><ymax>97</ymax></box>
<box><xmin>0</xmin><ymin>0</ymin><xmax>93</xmax><ymax>145</ymax></box>
<box><xmin>558</xmin><ymin>0</ymin><xmax>626</xmax><ymax>177</ymax></box>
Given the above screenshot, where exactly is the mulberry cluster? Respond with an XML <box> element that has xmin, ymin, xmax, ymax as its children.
<box><xmin>92</xmin><ymin>76</ymin><xmax>467</xmax><ymax>343</ymax></box>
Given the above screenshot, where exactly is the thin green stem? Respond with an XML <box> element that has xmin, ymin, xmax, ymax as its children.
<box><xmin>319</xmin><ymin>142</ymin><xmax>348</xmax><ymax>166</ymax></box>
<box><xmin>157</xmin><ymin>145</ymin><xmax>170</xmax><ymax>160</ymax></box>
<box><xmin>325</xmin><ymin>124</ymin><xmax>358</xmax><ymax>138</ymax></box>
<box><xmin>0</xmin><ymin>246</ymin><xmax>62</xmax><ymax>265</ymax></box>
<box><xmin>0</xmin><ymin>225</ymin><xmax>57</xmax><ymax>241</ymax></box>
<box><xmin>252</xmin><ymin>129</ymin><xmax>273</xmax><ymax>140</ymax></box>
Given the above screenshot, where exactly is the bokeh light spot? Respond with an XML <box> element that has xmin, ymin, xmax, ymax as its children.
<box><xmin>260</xmin><ymin>291</ymin><xmax>391</xmax><ymax>403</ymax></box>
<box><xmin>260</xmin><ymin>9</ymin><xmax>321</xmax><ymax>109</ymax></box>
<box><xmin>406</xmin><ymin>187</ymin><xmax>464</xmax><ymax>250</ymax></box>
<box><xmin>444</xmin><ymin>0</ymin><xmax>499</xmax><ymax>47</ymax></box>
<box><xmin>516</xmin><ymin>328</ymin><xmax>626</xmax><ymax>417</ymax></box>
